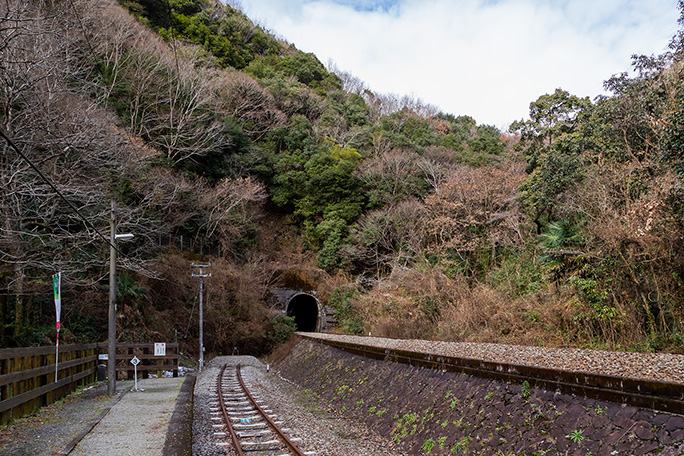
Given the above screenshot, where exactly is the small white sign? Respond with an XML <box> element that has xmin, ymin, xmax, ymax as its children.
<box><xmin>99</xmin><ymin>354</ymin><xmax>108</xmax><ymax>360</ymax></box>
<box><xmin>131</xmin><ymin>356</ymin><xmax>141</xmax><ymax>391</ymax></box>
<box><xmin>154</xmin><ymin>343</ymin><xmax>166</xmax><ymax>356</ymax></box>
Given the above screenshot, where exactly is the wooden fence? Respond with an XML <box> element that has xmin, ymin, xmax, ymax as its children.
<box><xmin>101</xmin><ymin>343</ymin><xmax>179</xmax><ymax>380</ymax></box>
<box><xmin>0</xmin><ymin>343</ymin><xmax>98</xmax><ymax>425</ymax></box>
<box><xmin>0</xmin><ymin>343</ymin><xmax>179</xmax><ymax>425</ymax></box>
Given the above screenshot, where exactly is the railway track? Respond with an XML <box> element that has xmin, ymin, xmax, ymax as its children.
<box><xmin>214</xmin><ymin>363</ymin><xmax>313</xmax><ymax>456</ymax></box>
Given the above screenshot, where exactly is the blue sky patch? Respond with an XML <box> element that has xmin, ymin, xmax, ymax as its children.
<box><xmin>328</xmin><ymin>0</ymin><xmax>399</xmax><ymax>13</ymax></box>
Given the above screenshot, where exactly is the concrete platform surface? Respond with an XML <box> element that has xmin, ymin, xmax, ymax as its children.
<box><xmin>0</xmin><ymin>376</ymin><xmax>194</xmax><ymax>456</ymax></box>
<box><xmin>70</xmin><ymin>377</ymin><xmax>191</xmax><ymax>456</ymax></box>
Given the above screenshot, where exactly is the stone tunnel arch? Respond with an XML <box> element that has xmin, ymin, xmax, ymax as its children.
<box><xmin>286</xmin><ymin>292</ymin><xmax>322</xmax><ymax>332</ymax></box>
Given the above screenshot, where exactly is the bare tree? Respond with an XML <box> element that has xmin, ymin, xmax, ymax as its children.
<box><xmin>0</xmin><ymin>0</ymin><xmax>204</xmax><ymax>341</ymax></box>
<box><xmin>217</xmin><ymin>71</ymin><xmax>286</xmax><ymax>140</ymax></box>
<box><xmin>1</xmin><ymin>0</ymin><xmax>77</xmax><ymax>338</ymax></box>
<box><xmin>357</xmin><ymin>148</ymin><xmax>418</xmax><ymax>198</ymax></box>
<box><xmin>362</xmin><ymin>90</ymin><xmax>440</xmax><ymax>121</ymax></box>
<box><xmin>79</xmin><ymin>1</ymin><xmax>228</xmax><ymax>165</ymax></box>
<box><xmin>200</xmin><ymin>176</ymin><xmax>267</xmax><ymax>257</ymax></box>
<box><xmin>345</xmin><ymin>199</ymin><xmax>426</xmax><ymax>274</ymax></box>
<box><xmin>326</xmin><ymin>59</ymin><xmax>367</xmax><ymax>95</ymax></box>
<box><xmin>424</xmin><ymin>162</ymin><xmax>526</xmax><ymax>255</ymax></box>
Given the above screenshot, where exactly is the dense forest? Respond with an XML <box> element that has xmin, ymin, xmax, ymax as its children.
<box><xmin>2</xmin><ymin>0</ymin><xmax>684</xmax><ymax>359</ymax></box>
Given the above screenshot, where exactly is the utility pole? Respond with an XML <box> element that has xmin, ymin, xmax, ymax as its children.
<box><xmin>108</xmin><ymin>198</ymin><xmax>117</xmax><ymax>396</ymax></box>
<box><xmin>107</xmin><ymin>198</ymin><xmax>134</xmax><ymax>396</ymax></box>
<box><xmin>192</xmin><ymin>263</ymin><xmax>210</xmax><ymax>371</ymax></box>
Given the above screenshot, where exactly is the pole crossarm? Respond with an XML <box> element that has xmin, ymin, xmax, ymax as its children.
<box><xmin>191</xmin><ymin>263</ymin><xmax>211</xmax><ymax>277</ymax></box>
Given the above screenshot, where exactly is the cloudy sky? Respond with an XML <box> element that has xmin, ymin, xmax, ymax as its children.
<box><xmin>236</xmin><ymin>0</ymin><xmax>679</xmax><ymax>128</ymax></box>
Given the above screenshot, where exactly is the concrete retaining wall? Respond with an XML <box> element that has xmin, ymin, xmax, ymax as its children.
<box><xmin>276</xmin><ymin>339</ymin><xmax>684</xmax><ymax>455</ymax></box>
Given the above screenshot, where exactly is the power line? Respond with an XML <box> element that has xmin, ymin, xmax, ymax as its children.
<box><xmin>180</xmin><ymin>281</ymin><xmax>201</xmax><ymax>357</ymax></box>
<box><xmin>164</xmin><ymin>0</ymin><xmax>183</xmax><ymax>78</ymax></box>
<box><xmin>0</xmin><ymin>127</ymin><xmax>122</xmax><ymax>256</ymax></box>
<box><xmin>0</xmin><ymin>128</ymin><xmax>191</xmax><ymax>290</ymax></box>
<box><xmin>0</xmin><ymin>4</ymin><xmax>208</xmax><ymax>291</ymax></box>
<box><xmin>67</xmin><ymin>0</ymin><xmax>96</xmax><ymax>57</ymax></box>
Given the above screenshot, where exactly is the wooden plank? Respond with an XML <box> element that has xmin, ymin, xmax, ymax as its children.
<box><xmin>0</xmin><ymin>344</ymin><xmax>98</xmax><ymax>360</ymax></box>
<box><xmin>97</xmin><ymin>343</ymin><xmax>179</xmax><ymax>350</ymax></box>
<box><xmin>116</xmin><ymin>350</ymin><xmax>179</xmax><ymax>358</ymax></box>
<box><xmin>0</xmin><ymin>367</ymin><xmax>96</xmax><ymax>414</ymax></box>
<box><xmin>46</xmin><ymin>352</ymin><xmax>54</xmax><ymax>405</ymax></box>
<box><xmin>115</xmin><ymin>355</ymin><xmax>179</xmax><ymax>361</ymax></box>
<box><xmin>116</xmin><ymin>364</ymin><xmax>180</xmax><ymax>372</ymax></box>
<box><xmin>0</xmin><ymin>355</ymin><xmax>97</xmax><ymax>387</ymax></box>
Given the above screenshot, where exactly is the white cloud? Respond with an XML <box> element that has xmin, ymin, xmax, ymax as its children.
<box><xmin>237</xmin><ymin>0</ymin><xmax>679</xmax><ymax>128</ymax></box>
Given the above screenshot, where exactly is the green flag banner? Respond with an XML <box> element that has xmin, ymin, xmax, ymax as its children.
<box><xmin>53</xmin><ymin>272</ymin><xmax>61</xmax><ymax>334</ymax></box>
<box><xmin>52</xmin><ymin>272</ymin><xmax>61</xmax><ymax>382</ymax></box>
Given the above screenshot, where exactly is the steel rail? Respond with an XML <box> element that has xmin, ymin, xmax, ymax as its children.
<box><xmin>217</xmin><ymin>364</ymin><xmax>244</xmax><ymax>456</ymax></box>
<box><xmin>298</xmin><ymin>334</ymin><xmax>684</xmax><ymax>415</ymax></box>
<box><xmin>236</xmin><ymin>364</ymin><xmax>306</xmax><ymax>456</ymax></box>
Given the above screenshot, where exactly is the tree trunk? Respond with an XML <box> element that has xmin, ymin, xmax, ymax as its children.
<box><xmin>0</xmin><ymin>292</ymin><xmax>6</xmax><ymax>346</ymax></box>
<box><xmin>13</xmin><ymin>263</ymin><xmax>24</xmax><ymax>340</ymax></box>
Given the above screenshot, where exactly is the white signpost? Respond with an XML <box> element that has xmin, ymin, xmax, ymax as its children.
<box><xmin>131</xmin><ymin>356</ymin><xmax>140</xmax><ymax>391</ymax></box>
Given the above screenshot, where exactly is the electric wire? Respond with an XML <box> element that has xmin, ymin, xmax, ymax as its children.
<box><xmin>2</xmin><ymin>2</ymin><xmax>212</xmax><ymax>293</ymax></box>
<box><xmin>180</xmin><ymin>282</ymin><xmax>200</xmax><ymax>356</ymax></box>
<box><xmin>2</xmin><ymin>1</ymin><xmax>212</xmax><ymax>364</ymax></box>
<box><xmin>0</xmin><ymin>127</ymin><xmax>123</xmax><ymax>256</ymax></box>
<box><xmin>164</xmin><ymin>0</ymin><xmax>183</xmax><ymax>78</ymax></box>
<box><xmin>0</xmin><ymin>127</ymin><xmax>192</xmax><ymax>291</ymax></box>
<box><xmin>66</xmin><ymin>0</ymin><xmax>96</xmax><ymax>57</ymax></box>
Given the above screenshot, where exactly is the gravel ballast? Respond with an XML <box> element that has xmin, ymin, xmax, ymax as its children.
<box><xmin>301</xmin><ymin>332</ymin><xmax>684</xmax><ymax>384</ymax></box>
<box><xmin>192</xmin><ymin>355</ymin><xmax>408</xmax><ymax>456</ymax></box>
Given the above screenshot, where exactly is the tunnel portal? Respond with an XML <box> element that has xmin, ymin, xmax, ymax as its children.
<box><xmin>286</xmin><ymin>292</ymin><xmax>320</xmax><ymax>332</ymax></box>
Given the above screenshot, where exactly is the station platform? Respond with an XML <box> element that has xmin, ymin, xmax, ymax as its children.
<box><xmin>0</xmin><ymin>376</ymin><xmax>194</xmax><ymax>456</ymax></box>
<box><xmin>71</xmin><ymin>377</ymin><xmax>193</xmax><ymax>456</ymax></box>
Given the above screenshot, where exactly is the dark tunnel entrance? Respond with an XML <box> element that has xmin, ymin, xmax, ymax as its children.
<box><xmin>286</xmin><ymin>293</ymin><xmax>319</xmax><ymax>332</ymax></box>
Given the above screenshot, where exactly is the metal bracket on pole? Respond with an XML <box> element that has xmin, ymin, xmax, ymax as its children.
<box><xmin>192</xmin><ymin>263</ymin><xmax>211</xmax><ymax>372</ymax></box>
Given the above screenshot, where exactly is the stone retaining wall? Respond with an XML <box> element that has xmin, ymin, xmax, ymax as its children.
<box><xmin>276</xmin><ymin>339</ymin><xmax>684</xmax><ymax>455</ymax></box>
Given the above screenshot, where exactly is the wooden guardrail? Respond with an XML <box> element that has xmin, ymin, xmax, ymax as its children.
<box><xmin>99</xmin><ymin>343</ymin><xmax>179</xmax><ymax>379</ymax></box>
<box><xmin>0</xmin><ymin>342</ymin><xmax>180</xmax><ymax>425</ymax></box>
<box><xmin>0</xmin><ymin>343</ymin><xmax>98</xmax><ymax>425</ymax></box>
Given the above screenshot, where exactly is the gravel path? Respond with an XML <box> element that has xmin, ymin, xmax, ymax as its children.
<box><xmin>0</xmin><ymin>382</ymin><xmax>123</xmax><ymax>456</ymax></box>
<box><xmin>301</xmin><ymin>332</ymin><xmax>684</xmax><ymax>384</ymax></box>
<box><xmin>192</xmin><ymin>355</ymin><xmax>407</xmax><ymax>456</ymax></box>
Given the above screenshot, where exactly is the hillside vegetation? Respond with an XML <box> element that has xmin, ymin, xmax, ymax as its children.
<box><xmin>1</xmin><ymin>0</ymin><xmax>684</xmax><ymax>357</ymax></box>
